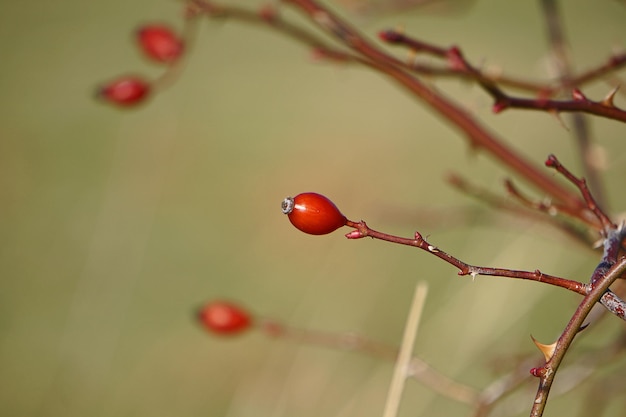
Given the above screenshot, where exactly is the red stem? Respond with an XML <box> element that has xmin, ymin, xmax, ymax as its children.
<box><xmin>344</xmin><ymin>220</ymin><xmax>588</xmax><ymax>295</ymax></box>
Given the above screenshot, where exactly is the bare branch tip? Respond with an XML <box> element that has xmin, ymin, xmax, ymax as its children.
<box><xmin>492</xmin><ymin>100</ymin><xmax>509</xmax><ymax>114</ymax></box>
<box><xmin>378</xmin><ymin>29</ymin><xmax>402</xmax><ymax>43</ymax></box>
<box><xmin>544</xmin><ymin>154</ymin><xmax>559</xmax><ymax>168</ymax></box>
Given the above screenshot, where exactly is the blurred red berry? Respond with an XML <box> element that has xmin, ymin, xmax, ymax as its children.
<box><xmin>137</xmin><ymin>24</ymin><xmax>184</xmax><ymax>63</ymax></box>
<box><xmin>281</xmin><ymin>192</ymin><xmax>347</xmax><ymax>235</ymax></box>
<box><xmin>98</xmin><ymin>76</ymin><xmax>150</xmax><ymax>107</ymax></box>
<box><xmin>197</xmin><ymin>301</ymin><xmax>252</xmax><ymax>335</ymax></box>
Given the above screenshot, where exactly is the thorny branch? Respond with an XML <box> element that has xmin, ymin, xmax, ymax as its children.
<box><xmin>529</xmin><ymin>257</ymin><xmax>626</xmax><ymax>417</ymax></box>
<box><xmin>379</xmin><ymin>30</ymin><xmax>626</xmax><ymax>97</ymax></box>
<box><xmin>379</xmin><ymin>29</ymin><xmax>626</xmax><ymax>125</ymax></box>
<box><xmin>188</xmin><ymin>0</ymin><xmax>603</xmax><ymax>228</ymax></box>
<box><xmin>539</xmin><ymin>0</ymin><xmax>599</xmax><ymax>207</ymax></box>
<box><xmin>343</xmin><ymin>152</ymin><xmax>626</xmax><ymax>415</ymax></box>
<box><xmin>188</xmin><ymin>0</ymin><xmax>626</xmax><ymax>232</ymax></box>
<box><xmin>174</xmin><ymin>1</ymin><xmax>626</xmax><ymax>416</ymax></box>
<box><xmin>343</xmin><ymin>217</ymin><xmax>626</xmax><ymax>321</ymax></box>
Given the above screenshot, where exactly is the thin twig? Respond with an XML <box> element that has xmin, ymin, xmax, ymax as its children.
<box><xmin>539</xmin><ymin>0</ymin><xmax>603</xmax><ymax>208</ymax></box>
<box><xmin>344</xmin><ymin>219</ymin><xmax>589</xmax><ymax>295</ymax></box>
<box><xmin>544</xmin><ymin>154</ymin><xmax>616</xmax><ymax>233</ymax></box>
<box><xmin>380</xmin><ymin>29</ymin><xmax>626</xmax><ymax>97</ymax></box>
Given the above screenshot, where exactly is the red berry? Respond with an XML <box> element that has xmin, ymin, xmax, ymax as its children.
<box><xmin>137</xmin><ymin>24</ymin><xmax>184</xmax><ymax>63</ymax></box>
<box><xmin>98</xmin><ymin>76</ymin><xmax>150</xmax><ymax>107</ymax></box>
<box><xmin>281</xmin><ymin>192</ymin><xmax>347</xmax><ymax>235</ymax></box>
<box><xmin>197</xmin><ymin>301</ymin><xmax>252</xmax><ymax>335</ymax></box>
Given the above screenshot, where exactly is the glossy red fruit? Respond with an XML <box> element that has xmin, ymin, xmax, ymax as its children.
<box><xmin>281</xmin><ymin>192</ymin><xmax>347</xmax><ymax>235</ymax></box>
<box><xmin>98</xmin><ymin>76</ymin><xmax>150</xmax><ymax>107</ymax></box>
<box><xmin>136</xmin><ymin>24</ymin><xmax>184</xmax><ymax>63</ymax></box>
<box><xmin>197</xmin><ymin>301</ymin><xmax>252</xmax><ymax>335</ymax></box>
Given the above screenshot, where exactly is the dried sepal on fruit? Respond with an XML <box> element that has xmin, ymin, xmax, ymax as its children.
<box><xmin>197</xmin><ymin>300</ymin><xmax>252</xmax><ymax>335</ymax></box>
<box><xmin>136</xmin><ymin>24</ymin><xmax>184</xmax><ymax>63</ymax></box>
<box><xmin>97</xmin><ymin>76</ymin><xmax>151</xmax><ymax>107</ymax></box>
<box><xmin>281</xmin><ymin>192</ymin><xmax>347</xmax><ymax>235</ymax></box>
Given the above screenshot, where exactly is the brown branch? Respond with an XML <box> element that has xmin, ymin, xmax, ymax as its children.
<box><xmin>526</xmin><ymin>152</ymin><xmax>626</xmax><ymax>414</ymax></box>
<box><xmin>344</xmin><ymin>219</ymin><xmax>589</xmax><ymax>295</ymax></box>
<box><xmin>281</xmin><ymin>0</ymin><xmax>592</xmax><ymax>219</ymax></box>
<box><xmin>378</xmin><ymin>28</ymin><xmax>626</xmax><ymax>125</ymax></box>
<box><xmin>379</xmin><ymin>28</ymin><xmax>626</xmax><ymax>98</ymax></box>
<box><xmin>493</xmin><ymin>90</ymin><xmax>626</xmax><ymax>124</ymax></box>
<box><xmin>189</xmin><ymin>0</ymin><xmax>357</xmax><ymax>57</ymax></box>
<box><xmin>189</xmin><ymin>0</ymin><xmax>603</xmax><ymax>226</ymax></box>
<box><xmin>447</xmin><ymin>174</ymin><xmax>597</xmax><ymax>247</ymax></box>
<box><xmin>343</xmin><ymin>216</ymin><xmax>626</xmax><ymax>322</ymax></box>
<box><xmin>544</xmin><ymin>154</ymin><xmax>616</xmax><ymax>233</ymax></box>
<box><xmin>539</xmin><ymin>0</ymin><xmax>606</xmax><ymax>209</ymax></box>
<box><xmin>529</xmin><ymin>257</ymin><xmax>626</xmax><ymax>417</ymax></box>
<box><xmin>504</xmin><ymin>179</ymin><xmax>598</xmax><ymax>239</ymax></box>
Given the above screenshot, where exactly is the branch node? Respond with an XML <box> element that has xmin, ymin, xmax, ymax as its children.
<box><xmin>446</xmin><ymin>46</ymin><xmax>467</xmax><ymax>71</ymax></box>
<box><xmin>571</xmin><ymin>88</ymin><xmax>588</xmax><ymax>101</ymax></box>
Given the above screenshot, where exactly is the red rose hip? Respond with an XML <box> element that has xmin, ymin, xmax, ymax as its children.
<box><xmin>197</xmin><ymin>301</ymin><xmax>252</xmax><ymax>335</ymax></box>
<box><xmin>136</xmin><ymin>24</ymin><xmax>184</xmax><ymax>63</ymax></box>
<box><xmin>97</xmin><ymin>76</ymin><xmax>150</xmax><ymax>107</ymax></box>
<box><xmin>281</xmin><ymin>192</ymin><xmax>347</xmax><ymax>235</ymax></box>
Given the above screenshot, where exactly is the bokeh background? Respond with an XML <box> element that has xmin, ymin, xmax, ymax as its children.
<box><xmin>2</xmin><ymin>0</ymin><xmax>626</xmax><ymax>416</ymax></box>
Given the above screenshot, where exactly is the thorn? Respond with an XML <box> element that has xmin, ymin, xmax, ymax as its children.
<box><xmin>406</xmin><ymin>49</ymin><xmax>417</xmax><ymax>67</ymax></box>
<box><xmin>531</xmin><ymin>335</ymin><xmax>557</xmax><ymax>362</ymax></box>
<box><xmin>602</xmin><ymin>85</ymin><xmax>620</xmax><ymax>107</ymax></box>
<box><xmin>549</xmin><ymin>109</ymin><xmax>569</xmax><ymax>131</ymax></box>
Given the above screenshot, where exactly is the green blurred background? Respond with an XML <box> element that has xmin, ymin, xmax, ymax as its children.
<box><xmin>2</xmin><ymin>0</ymin><xmax>626</xmax><ymax>416</ymax></box>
